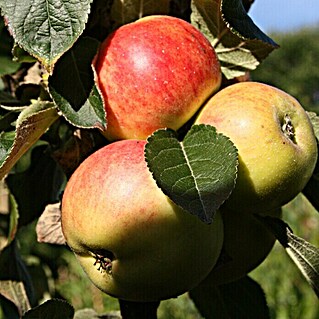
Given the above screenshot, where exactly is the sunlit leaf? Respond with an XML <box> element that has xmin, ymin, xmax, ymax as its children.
<box><xmin>0</xmin><ymin>101</ymin><xmax>59</xmax><ymax>180</ymax></box>
<box><xmin>258</xmin><ymin>216</ymin><xmax>319</xmax><ymax>297</ymax></box>
<box><xmin>191</xmin><ymin>0</ymin><xmax>278</xmax><ymax>79</ymax></box>
<box><xmin>36</xmin><ymin>203</ymin><xmax>65</xmax><ymax>245</ymax></box>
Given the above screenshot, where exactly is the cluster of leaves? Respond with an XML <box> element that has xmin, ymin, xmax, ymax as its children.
<box><xmin>0</xmin><ymin>0</ymin><xmax>318</xmax><ymax>318</ymax></box>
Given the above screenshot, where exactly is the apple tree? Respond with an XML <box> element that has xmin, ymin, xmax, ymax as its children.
<box><xmin>0</xmin><ymin>0</ymin><xmax>318</xmax><ymax>318</ymax></box>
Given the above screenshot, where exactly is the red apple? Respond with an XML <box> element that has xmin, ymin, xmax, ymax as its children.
<box><xmin>94</xmin><ymin>15</ymin><xmax>221</xmax><ymax>140</ymax></box>
<box><xmin>61</xmin><ymin>139</ymin><xmax>224</xmax><ymax>301</ymax></box>
<box><xmin>195</xmin><ymin>82</ymin><xmax>318</xmax><ymax>214</ymax></box>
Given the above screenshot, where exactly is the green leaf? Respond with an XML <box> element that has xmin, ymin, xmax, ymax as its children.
<box><xmin>0</xmin><ymin>0</ymin><xmax>93</xmax><ymax>73</ymax></box>
<box><xmin>190</xmin><ymin>0</ymin><xmax>279</xmax><ymax>79</ymax></box>
<box><xmin>22</xmin><ymin>299</ymin><xmax>74</xmax><ymax>319</ymax></box>
<box><xmin>258</xmin><ymin>216</ymin><xmax>319</xmax><ymax>298</ymax></box>
<box><xmin>49</xmin><ymin>37</ymin><xmax>106</xmax><ymax>131</ymax></box>
<box><xmin>111</xmin><ymin>0</ymin><xmax>170</xmax><ymax>26</ymax></box>
<box><xmin>189</xmin><ymin>276</ymin><xmax>270</xmax><ymax>319</ymax></box>
<box><xmin>0</xmin><ymin>101</ymin><xmax>59</xmax><ymax>180</ymax></box>
<box><xmin>145</xmin><ymin>124</ymin><xmax>238</xmax><ymax>224</ymax></box>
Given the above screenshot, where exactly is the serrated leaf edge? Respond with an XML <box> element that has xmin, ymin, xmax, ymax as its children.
<box><xmin>3</xmin><ymin>1</ymin><xmax>94</xmax><ymax>74</ymax></box>
<box><xmin>145</xmin><ymin>125</ymin><xmax>238</xmax><ymax>223</ymax></box>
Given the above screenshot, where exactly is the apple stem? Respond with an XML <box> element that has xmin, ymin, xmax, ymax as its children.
<box><xmin>119</xmin><ymin>299</ymin><xmax>160</xmax><ymax>319</ymax></box>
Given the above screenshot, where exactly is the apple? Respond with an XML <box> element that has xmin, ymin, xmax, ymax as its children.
<box><xmin>61</xmin><ymin>139</ymin><xmax>224</xmax><ymax>302</ymax></box>
<box><xmin>201</xmin><ymin>207</ymin><xmax>281</xmax><ymax>286</ymax></box>
<box><xmin>195</xmin><ymin>82</ymin><xmax>318</xmax><ymax>214</ymax></box>
<box><xmin>94</xmin><ymin>15</ymin><xmax>221</xmax><ymax>141</ymax></box>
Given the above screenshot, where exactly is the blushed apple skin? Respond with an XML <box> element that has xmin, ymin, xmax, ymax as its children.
<box><xmin>201</xmin><ymin>207</ymin><xmax>281</xmax><ymax>286</ymax></box>
<box><xmin>61</xmin><ymin>139</ymin><xmax>223</xmax><ymax>302</ymax></box>
<box><xmin>94</xmin><ymin>15</ymin><xmax>221</xmax><ymax>141</ymax></box>
<box><xmin>195</xmin><ymin>82</ymin><xmax>318</xmax><ymax>214</ymax></box>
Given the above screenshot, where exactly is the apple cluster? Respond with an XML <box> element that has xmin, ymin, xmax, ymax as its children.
<box><xmin>61</xmin><ymin>15</ymin><xmax>318</xmax><ymax>302</ymax></box>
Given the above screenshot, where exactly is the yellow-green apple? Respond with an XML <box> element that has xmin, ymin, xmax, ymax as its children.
<box><xmin>61</xmin><ymin>139</ymin><xmax>224</xmax><ymax>302</ymax></box>
<box><xmin>94</xmin><ymin>15</ymin><xmax>221</xmax><ymax>141</ymax></box>
<box><xmin>200</xmin><ymin>207</ymin><xmax>281</xmax><ymax>286</ymax></box>
<box><xmin>195</xmin><ymin>82</ymin><xmax>318</xmax><ymax>214</ymax></box>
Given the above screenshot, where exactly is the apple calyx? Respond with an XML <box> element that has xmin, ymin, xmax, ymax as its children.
<box><xmin>282</xmin><ymin>114</ymin><xmax>295</xmax><ymax>142</ymax></box>
<box><xmin>92</xmin><ymin>250</ymin><xmax>114</xmax><ymax>274</ymax></box>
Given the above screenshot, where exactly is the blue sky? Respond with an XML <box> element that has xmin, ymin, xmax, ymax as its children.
<box><xmin>249</xmin><ymin>0</ymin><xmax>319</xmax><ymax>32</ymax></box>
